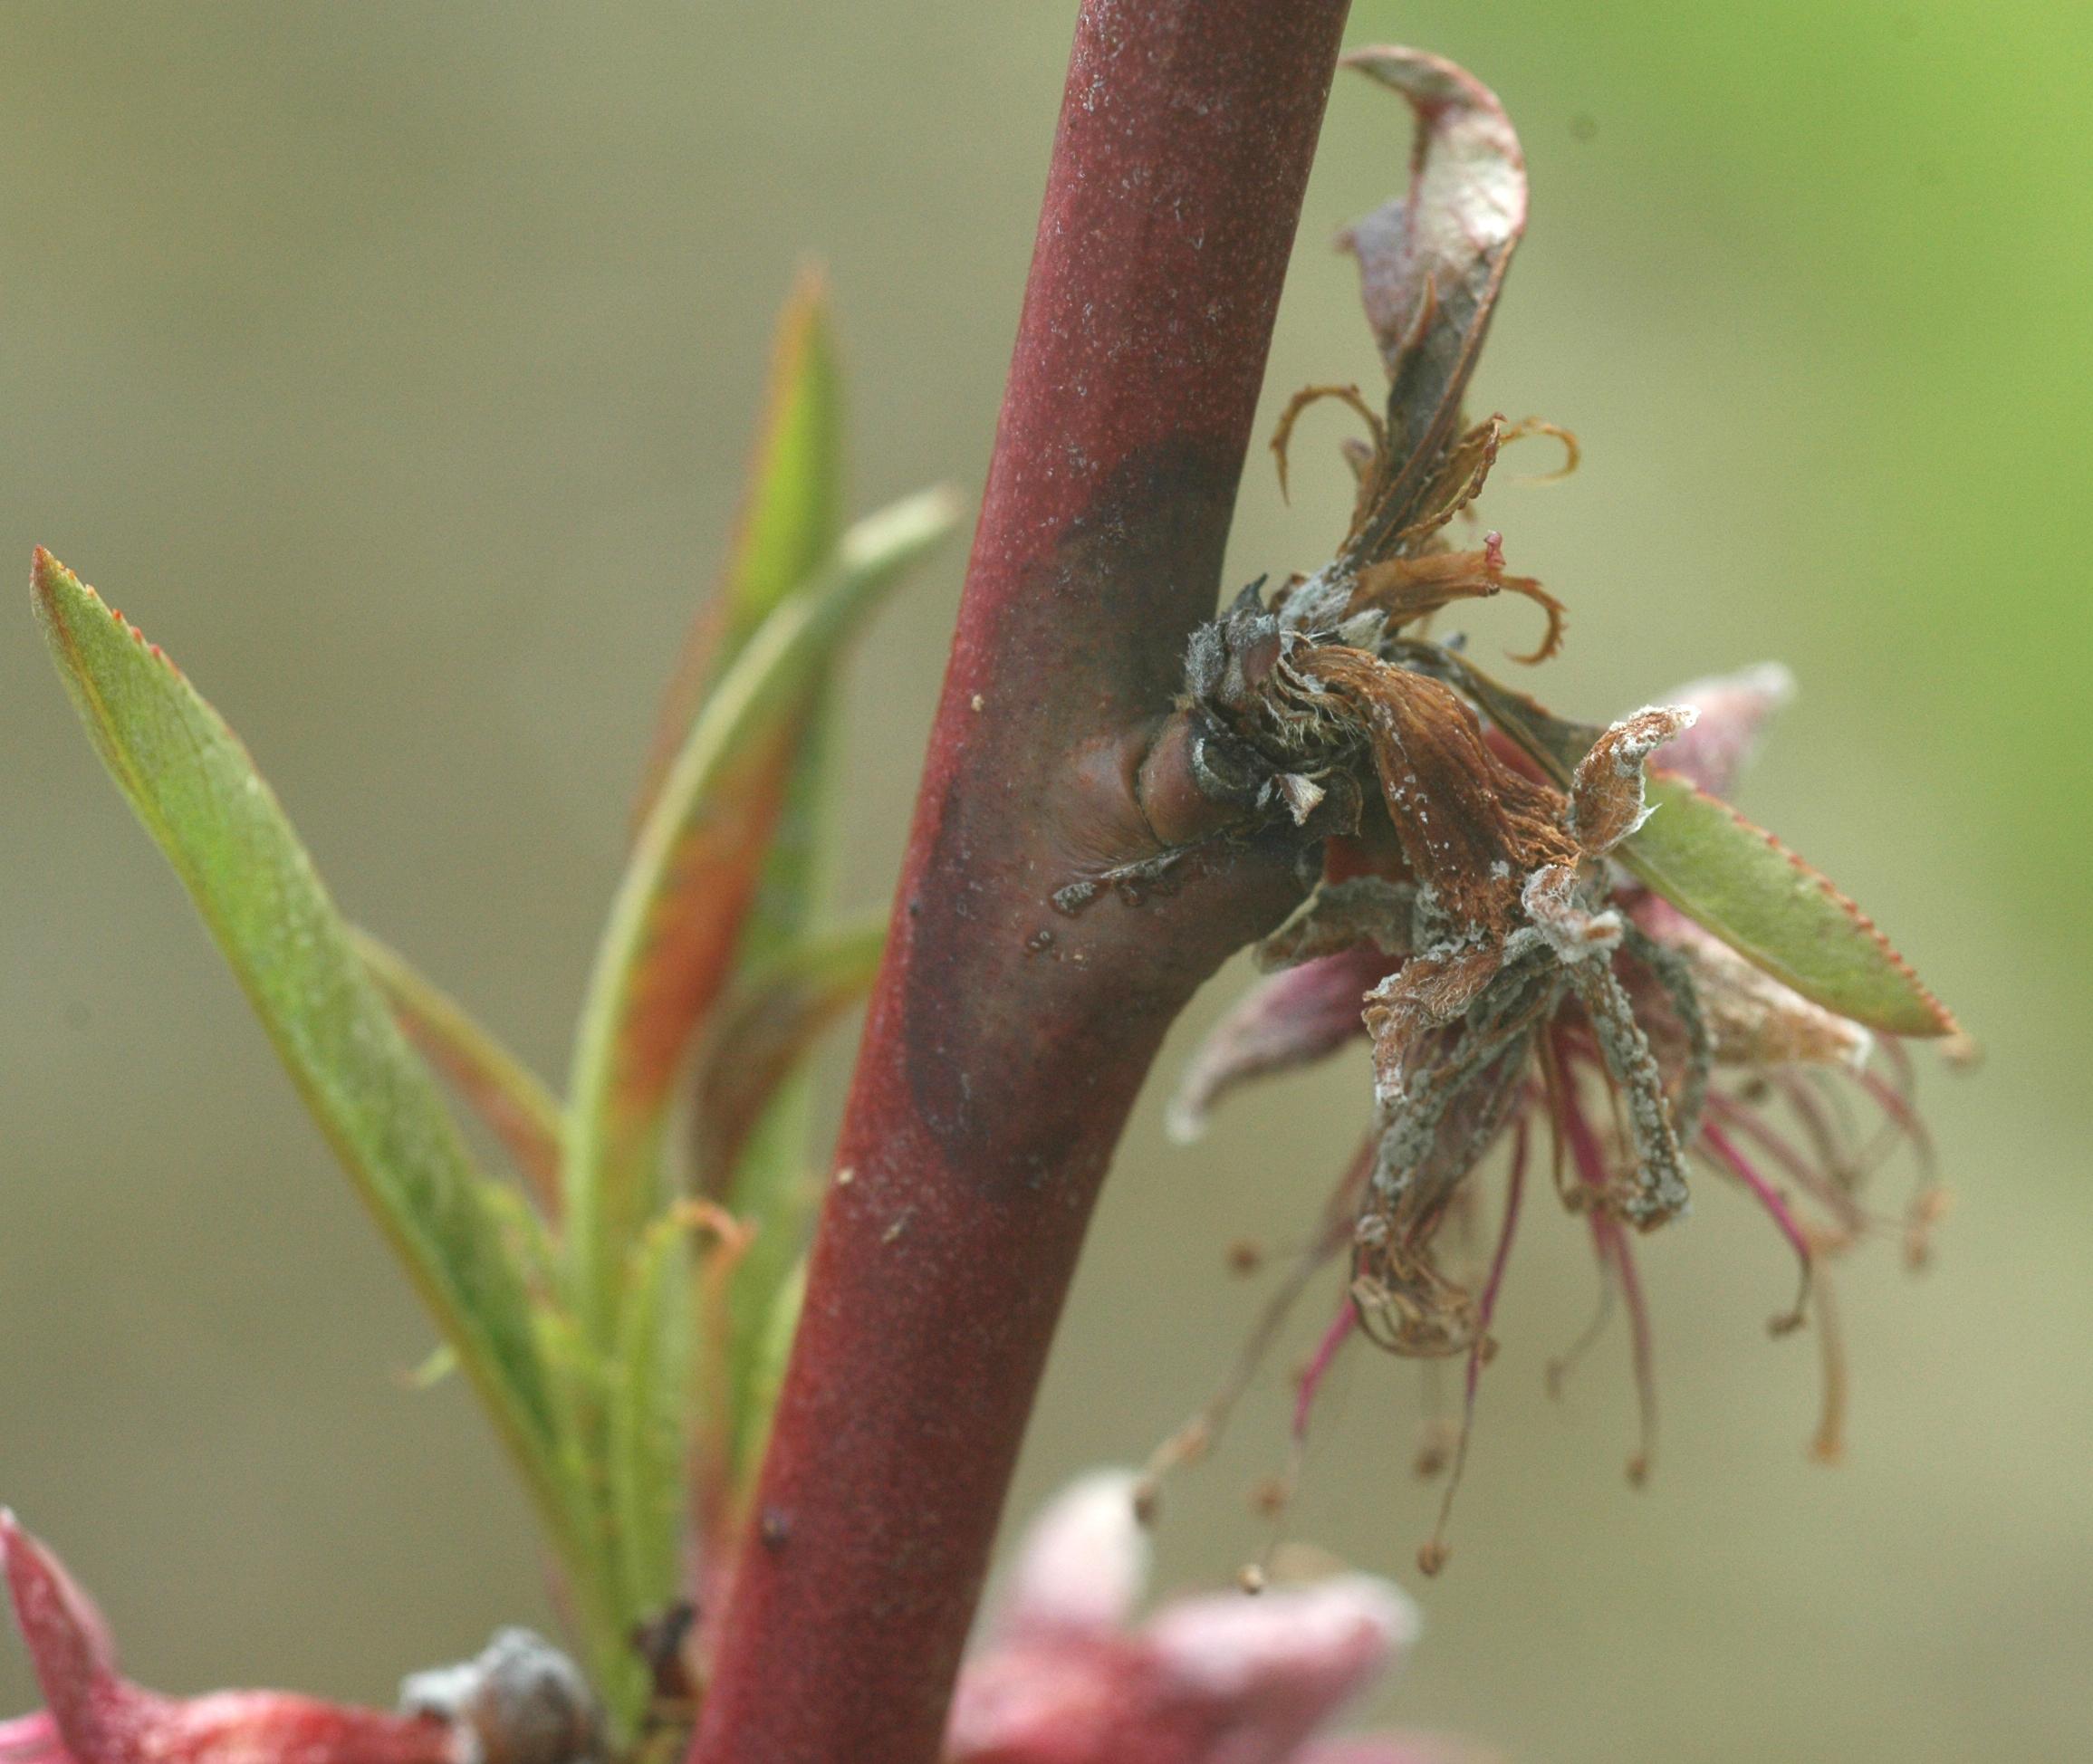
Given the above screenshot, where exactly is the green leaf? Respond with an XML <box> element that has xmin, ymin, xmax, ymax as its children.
<box><xmin>29</xmin><ymin>548</ymin><xmax>596</xmax><ymax>1580</ymax></box>
<box><xmin>1397</xmin><ymin>638</ymin><xmax>1957</xmax><ymax>1039</ymax></box>
<box><xmin>354</xmin><ymin>929</ymin><xmax>564</xmax><ymax>1218</ymax></box>
<box><xmin>606</xmin><ymin>1208</ymin><xmax>696</xmax><ymax>1646</ymax></box>
<box><xmin>1621</xmin><ymin>775</ymin><xmax>1956</xmax><ymax>1038</ymax></box>
<box><xmin>402</xmin><ymin>1342</ymin><xmax>458</xmax><ymax>1389</ymax></box>
<box><xmin>563</xmin><ymin>488</ymin><xmax>960</xmax><ymax>1343</ymax></box>
<box><xmin>668</xmin><ymin>277</ymin><xmax>850</xmax><ymax>1376</ymax></box>
<box><xmin>636</xmin><ymin>267</ymin><xmax>844</xmax><ymax>821</ymax></box>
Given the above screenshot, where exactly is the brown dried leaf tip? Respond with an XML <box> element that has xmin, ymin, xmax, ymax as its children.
<box><xmin>1132</xmin><ymin>48</ymin><xmax>1963</xmax><ymax>1565</ymax></box>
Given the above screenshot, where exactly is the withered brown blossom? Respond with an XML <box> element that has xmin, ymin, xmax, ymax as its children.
<box><xmin>1093</xmin><ymin>47</ymin><xmax>1964</xmax><ymax>1565</ymax></box>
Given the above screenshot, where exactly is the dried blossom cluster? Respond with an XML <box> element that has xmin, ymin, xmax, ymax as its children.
<box><xmin>1120</xmin><ymin>48</ymin><xmax>1963</xmax><ymax>1559</ymax></box>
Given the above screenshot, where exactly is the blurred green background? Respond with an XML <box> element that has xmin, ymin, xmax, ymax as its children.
<box><xmin>3</xmin><ymin>4</ymin><xmax>2088</xmax><ymax>1759</ymax></box>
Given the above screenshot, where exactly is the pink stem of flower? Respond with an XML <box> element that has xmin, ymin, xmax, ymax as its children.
<box><xmin>1699</xmin><ymin>1119</ymin><xmax>1814</xmax><ymax>1333</ymax></box>
<box><xmin>1468</xmin><ymin>1116</ymin><xmax>1531</xmax><ymax>1409</ymax></box>
<box><xmin>1704</xmin><ymin>1091</ymin><xmax>1866</xmax><ymax>1235</ymax></box>
<box><xmin>1293</xmin><ymin>1300</ymin><xmax>1359</xmax><ymax>1443</ymax></box>
<box><xmin>1855</xmin><ymin>1065</ymin><xmax>1937</xmax><ymax>1178</ymax></box>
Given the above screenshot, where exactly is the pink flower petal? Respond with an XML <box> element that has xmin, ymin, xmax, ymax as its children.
<box><xmin>1169</xmin><ymin>947</ymin><xmax>1398</xmax><ymax>1143</ymax></box>
<box><xmin>991</xmin><ymin>1471</ymin><xmax>1150</xmax><ymax>1641</ymax></box>
<box><xmin>1297</xmin><ymin>1736</ymin><xmax>1492</xmax><ymax>1764</ymax></box>
<box><xmin>1141</xmin><ymin>1575</ymin><xmax>1418</xmax><ymax>1764</ymax></box>
<box><xmin>944</xmin><ymin>1635</ymin><xmax>1157</xmax><ymax>1764</ymax></box>
<box><xmin>3</xmin><ymin>1515</ymin><xmax>468</xmax><ymax>1764</ymax></box>
<box><xmin>1</xmin><ymin>1512</ymin><xmax>120</xmax><ymax>1757</ymax></box>
<box><xmin>1651</xmin><ymin>662</ymin><xmax>1793</xmax><ymax>798</ymax></box>
<box><xmin>0</xmin><ymin>1711</ymin><xmax>71</xmax><ymax>1764</ymax></box>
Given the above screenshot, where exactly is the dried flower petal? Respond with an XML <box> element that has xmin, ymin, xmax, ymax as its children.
<box><xmin>1169</xmin><ymin>945</ymin><xmax>1402</xmax><ymax>1144</ymax></box>
<box><xmin>1297</xmin><ymin>649</ymin><xmax>1574</xmax><ymax>938</ymax></box>
<box><xmin>1338</xmin><ymin>48</ymin><xmax>1525</xmax><ymax>544</ymax></box>
<box><xmin>1566</xmin><ymin>705</ymin><xmax>1696</xmax><ymax>856</ymax></box>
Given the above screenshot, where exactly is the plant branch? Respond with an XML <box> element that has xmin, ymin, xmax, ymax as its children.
<box><xmin>691</xmin><ymin>4</ymin><xmax>1350</xmax><ymax>1759</ymax></box>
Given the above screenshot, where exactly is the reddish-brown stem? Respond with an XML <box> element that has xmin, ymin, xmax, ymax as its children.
<box><xmin>691</xmin><ymin>4</ymin><xmax>1349</xmax><ymax>1759</ymax></box>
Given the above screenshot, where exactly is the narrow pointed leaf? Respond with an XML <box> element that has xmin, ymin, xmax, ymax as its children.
<box><xmin>733</xmin><ymin>1256</ymin><xmax>806</xmax><ymax>1491</ymax></box>
<box><xmin>688</xmin><ymin>918</ymin><xmax>882</xmax><ymax>1471</ymax></box>
<box><xmin>637</xmin><ymin>268</ymin><xmax>843</xmax><ymax>821</ymax></box>
<box><xmin>30</xmin><ymin>551</ymin><xmax>582</xmax><ymax>1559</ymax></box>
<box><xmin>646</xmin><ymin>280</ymin><xmax>850</xmax><ymax>1309</ymax></box>
<box><xmin>606</xmin><ymin>1209</ymin><xmax>695</xmax><ymax>1639</ymax></box>
<box><xmin>1399</xmin><ymin>639</ymin><xmax>1957</xmax><ymax>1038</ymax></box>
<box><xmin>563</xmin><ymin>489</ymin><xmax>960</xmax><ymax>1340</ymax></box>
<box><xmin>691</xmin><ymin>917</ymin><xmax>883</xmax><ymax>1194</ymax></box>
<box><xmin>354</xmin><ymin>930</ymin><xmax>563</xmax><ymax>1218</ymax></box>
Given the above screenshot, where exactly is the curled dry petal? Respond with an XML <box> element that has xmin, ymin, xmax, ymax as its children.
<box><xmin>1168</xmin><ymin>946</ymin><xmax>1403</xmax><ymax>1143</ymax></box>
<box><xmin>1639</xmin><ymin>901</ymin><xmax>1872</xmax><ymax>1069</ymax></box>
<box><xmin>1338</xmin><ymin>48</ymin><xmax>1526</xmax><ymax>560</ymax></box>
<box><xmin>1567</xmin><ymin>705</ymin><xmax>1697</xmax><ymax>856</ymax></box>
<box><xmin>1362</xmin><ymin>948</ymin><xmax>1501</xmax><ymax>1107</ymax></box>
<box><xmin>1348</xmin><ymin>546</ymin><xmax>1564</xmax><ymax>666</ymax></box>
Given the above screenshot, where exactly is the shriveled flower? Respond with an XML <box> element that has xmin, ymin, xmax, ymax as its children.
<box><xmin>945</xmin><ymin>1472</ymin><xmax>1474</xmax><ymax>1764</ymax></box>
<box><xmin>1072</xmin><ymin>47</ymin><xmax>1966</xmax><ymax>1567</ymax></box>
<box><xmin>0</xmin><ymin>1512</ymin><xmax>599</xmax><ymax>1764</ymax></box>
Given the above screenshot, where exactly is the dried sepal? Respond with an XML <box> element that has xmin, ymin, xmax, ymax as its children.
<box><xmin>1257</xmin><ymin>876</ymin><xmax>1416</xmax><ymax>970</ymax></box>
<box><xmin>1569</xmin><ymin>961</ymin><xmax>1691</xmax><ymax>1227</ymax></box>
<box><xmin>1294</xmin><ymin>647</ymin><xmax>1576</xmax><ymax>939</ymax></box>
<box><xmin>1566</xmin><ymin>704</ymin><xmax>1697</xmax><ymax>856</ymax></box>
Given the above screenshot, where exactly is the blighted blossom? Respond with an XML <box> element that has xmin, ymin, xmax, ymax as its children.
<box><xmin>1080</xmin><ymin>46</ymin><xmax>1965</xmax><ymax>1563</ymax></box>
<box><xmin>0</xmin><ymin>1512</ymin><xmax>599</xmax><ymax>1764</ymax></box>
<box><xmin>945</xmin><ymin>1471</ymin><xmax>1471</xmax><ymax>1764</ymax></box>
